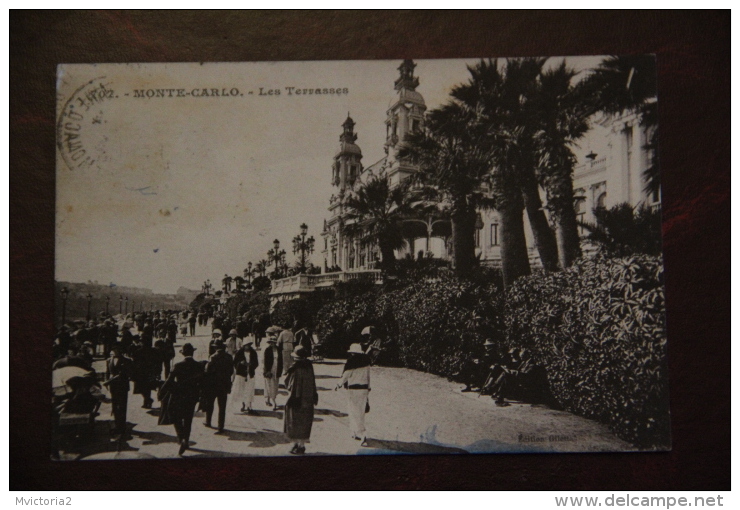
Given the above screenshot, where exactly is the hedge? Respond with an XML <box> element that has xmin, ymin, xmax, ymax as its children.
<box><xmin>504</xmin><ymin>255</ymin><xmax>669</xmax><ymax>449</ymax></box>
<box><xmin>312</xmin><ymin>255</ymin><xmax>668</xmax><ymax>449</ymax></box>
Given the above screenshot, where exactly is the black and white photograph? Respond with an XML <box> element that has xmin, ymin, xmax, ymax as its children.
<box><xmin>52</xmin><ymin>56</ymin><xmax>668</xmax><ymax>460</ymax></box>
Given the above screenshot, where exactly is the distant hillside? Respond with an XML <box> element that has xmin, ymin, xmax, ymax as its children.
<box><xmin>54</xmin><ymin>280</ymin><xmax>191</xmax><ymax>325</ymax></box>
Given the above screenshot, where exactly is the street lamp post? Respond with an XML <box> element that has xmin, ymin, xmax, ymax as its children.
<box><xmin>60</xmin><ymin>287</ymin><xmax>69</xmax><ymax>327</ymax></box>
<box><xmin>124</xmin><ymin>297</ymin><xmax>128</xmax><ymax>315</ymax></box>
<box><xmin>105</xmin><ymin>296</ymin><xmax>110</xmax><ymax>315</ymax></box>
<box><xmin>86</xmin><ymin>293</ymin><xmax>93</xmax><ymax>321</ymax></box>
<box><xmin>244</xmin><ymin>261</ymin><xmax>253</xmax><ymax>286</ymax></box>
<box><xmin>267</xmin><ymin>239</ymin><xmax>286</xmax><ymax>279</ymax></box>
<box><xmin>119</xmin><ymin>295</ymin><xmax>123</xmax><ymax>315</ymax></box>
<box><xmin>292</xmin><ymin>223</ymin><xmax>316</xmax><ymax>274</ymax></box>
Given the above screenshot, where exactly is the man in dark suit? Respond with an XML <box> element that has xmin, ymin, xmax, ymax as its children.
<box><xmin>105</xmin><ymin>343</ymin><xmax>133</xmax><ymax>437</ymax></box>
<box><xmin>160</xmin><ymin>343</ymin><xmax>204</xmax><ymax>456</ymax></box>
<box><xmin>203</xmin><ymin>340</ymin><xmax>234</xmax><ymax>433</ymax></box>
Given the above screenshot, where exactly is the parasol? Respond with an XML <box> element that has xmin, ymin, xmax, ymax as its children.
<box><xmin>52</xmin><ymin>366</ymin><xmax>92</xmax><ymax>395</ymax></box>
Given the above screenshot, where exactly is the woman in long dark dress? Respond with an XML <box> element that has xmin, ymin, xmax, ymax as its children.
<box><xmin>283</xmin><ymin>346</ymin><xmax>317</xmax><ymax>455</ymax></box>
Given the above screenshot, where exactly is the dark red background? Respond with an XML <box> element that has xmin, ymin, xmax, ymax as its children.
<box><xmin>10</xmin><ymin>11</ymin><xmax>730</xmax><ymax>490</ymax></box>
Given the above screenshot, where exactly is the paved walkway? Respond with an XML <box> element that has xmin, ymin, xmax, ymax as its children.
<box><xmin>60</xmin><ymin>322</ymin><xmax>632</xmax><ymax>459</ymax></box>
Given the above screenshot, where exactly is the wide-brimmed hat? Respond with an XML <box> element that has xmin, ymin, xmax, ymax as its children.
<box><xmin>360</xmin><ymin>326</ymin><xmax>374</xmax><ymax>336</ymax></box>
<box><xmin>181</xmin><ymin>343</ymin><xmax>196</xmax><ymax>356</ymax></box>
<box><xmin>229</xmin><ymin>329</ymin><xmax>237</xmax><ymax>336</ymax></box>
<box><xmin>243</xmin><ymin>339</ymin><xmax>253</xmax><ymax>346</ymax></box>
<box><xmin>266</xmin><ymin>326</ymin><xmax>281</xmax><ymax>335</ymax></box>
<box><xmin>214</xmin><ymin>340</ymin><xmax>225</xmax><ymax>350</ymax></box>
<box><xmin>291</xmin><ymin>346</ymin><xmax>309</xmax><ymax>359</ymax></box>
<box><xmin>212</xmin><ymin>329</ymin><xmax>222</xmax><ymax>337</ymax></box>
<box><xmin>266</xmin><ymin>338</ymin><xmax>277</xmax><ymax>344</ymax></box>
<box><xmin>347</xmin><ymin>343</ymin><xmax>364</xmax><ymax>355</ymax></box>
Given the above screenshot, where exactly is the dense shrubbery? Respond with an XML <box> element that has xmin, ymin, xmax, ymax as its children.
<box><xmin>504</xmin><ymin>255</ymin><xmax>669</xmax><ymax>449</ymax></box>
<box><xmin>271</xmin><ymin>291</ymin><xmax>329</xmax><ymax>330</ymax></box>
<box><xmin>226</xmin><ymin>289</ymin><xmax>270</xmax><ymax>330</ymax></box>
<box><xmin>312</xmin><ymin>254</ymin><xmax>668</xmax><ymax>449</ymax></box>
<box><xmin>315</xmin><ymin>273</ymin><xmax>503</xmax><ymax>370</ymax></box>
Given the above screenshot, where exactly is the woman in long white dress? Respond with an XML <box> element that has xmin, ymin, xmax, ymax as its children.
<box><xmin>336</xmin><ymin>343</ymin><xmax>371</xmax><ymax>446</ymax></box>
<box><xmin>231</xmin><ymin>339</ymin><xmax>258</xmax><ymax>414</ymax></box>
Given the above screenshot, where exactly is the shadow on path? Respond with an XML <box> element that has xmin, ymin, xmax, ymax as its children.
<box><xmin>316</xmin><ymin>386</ymin><xmax>333</xmax><ymax>392</ymax></box>
<box><xmin>315</xmin><ymin>374</ymin><xmax>340</xmax><ymax>379</ymax></box>
<box><xmin>221</xmin><ymin>428</ymin><xmax>290</xmax><ymax>448</ymax></box>
<box><xmin>185</xmin><ymin>447</ymin><xmax>256</xmax><ymax>458</ymax></box>
<box><xmin>315</xmin><ymin>408</ymin><xmax>348</xmax><ymax>418</ymax></box>
<box><xmin>248</xmin><ymin>409</ymin><xmax>284</xmax><ymax>419</ymax></box>
<box><xmin>131</xmin><ymin>429</ymin><xmax>180</xmax><ymax>446</ymax></box>
<box><xmin>361</xmin><ymin>438</ymin><xmax>468</xmax><ymax>455</ymax></box>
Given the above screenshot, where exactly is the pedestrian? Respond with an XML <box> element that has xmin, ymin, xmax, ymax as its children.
<box><xmin>294</xmin><ymin>322</ymin><xmax>312</xmax><ymax>357</ymax></box>
<box><xmin>104</xmin><ymin>343</ymin><xmax>133</xmax><ymax>438</ymax></box>
<box><xmin>188</xmin><ymin>312</ymin><xmax>197</xmax><ymax>336</ymax></box>
<box><xmin>225</xmin><ymin>329</ymin><xmax>239</xmax><ymax>357</ymax></box>
<box><xmin>263</xmin><ymin>327</ymin><xmax>283</xmax><ymax>410</ymax></box>
<box><xmin>236</xmin><ymin>315</ymin><xmax>249</xmax><ymax>341</ymax></box>
<box><xmin>252</xmin><ymin>318</ymin><xmax>263</xmax><ymax>350</ymax></box>
<box><xmin>130</xmin><ymin>335</ymin><xmax>158</xmax><ymax>409</ymax></box>
<box><xmin>335</xmin><ymin>343</ymin><xmax>371</xmax><ymax>446</ymax></box>
<box><xmin>232</xmin><ymin>338</ymin><xmax>259</xmax><ymax>414</ymax></box>
<box><xmin>283</xmin><ymin>346</ymin><xmax>318</xmax><ymax>455</ymax></box>
<box><xmin>209</xmin><ymin>329</ymin><xmax>223</xmax><ymax>356</ymax></box>
<box><xmin>203</xmin><ymin>340</ymin><xmax>234</xmax><ymax>434</ymax></box>
<box><xmin>278</xmin><ymin>324</ymin><xmax>295</xmax><ymax>374</ymax></box>
<box><xmin>159</xmin><ymin>343</ymin><xmax>204</xmax><ymax>456</ymax></box>
<box><xmin>360</xmin><ymin>326</ymin><xmax>383</xmax><ymax>365</ymax></box>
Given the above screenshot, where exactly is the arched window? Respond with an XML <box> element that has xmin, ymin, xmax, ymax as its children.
<box><xmin>597</xmin><ymin>192</ymin><xmax>607</xmax><ymax>209</ymax></box>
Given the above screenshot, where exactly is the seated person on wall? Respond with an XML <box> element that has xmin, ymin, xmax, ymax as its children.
<box><xmin>457</xmin><ymin>338</ymin><xmax>501</xmax><ymax>393</ymax></box>
<box><xmin>483</xmin><ymin>348</ymin><xmax>555</xmax><ymax>407</ymax></box>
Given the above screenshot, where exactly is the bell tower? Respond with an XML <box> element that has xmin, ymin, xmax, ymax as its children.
<box><xmin>385</xmin><ymin>59</ymin><xmax>426</xmax><ymax>186</ymax></box>
<box><xmin>332</xmin><ymin>113</ymin><xmax>363</xmax><ymax>192</ymax></box>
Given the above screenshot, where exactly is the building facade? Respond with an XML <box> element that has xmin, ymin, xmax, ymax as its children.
<box><xmin>318</xmin><ymin>59</ymin><xmax>659</xmax><ymax>273</ymax></box>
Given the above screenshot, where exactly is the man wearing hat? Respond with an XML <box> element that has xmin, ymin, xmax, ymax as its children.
<box><xmin>459</xmin><ymin>338</ymin><xmax>499</xmax><ymax>393</ymax></box>
<box><xmin>160</xmin><ymin>343</ymin><xmax>204</xmax><ymax>455</ymax></box>
<box><xmin>225</xmin><ymin>329</ymin><xmax>239</xmax><ymax>357</ymax></box>
<box><xmin>105</xmin><ymin>343</ymin><xmax>133</xmax><ymax>437</ymax></box>
<box><xmin>209</xmin><ymin>329</ymin><xmax>223</xmax><ymax>356</ymax></box>
<box><xmin>278</xmin><ymin>324</ymin><xmax>296</xmax><ymax>375</ymax></box>
<box><xmin>263</xmin><ymin>326</ymin><xmax>283</xmax><ymax>410</ymax></box>
<box><xmin>360</xmin><ymin>326</ymin><xmax>383</xmax><ymax>365</ymax></box>
<box><xmin>203</xmin><ymin>340</ymin><xmax>234</xmax><ymax>433</ymax></box>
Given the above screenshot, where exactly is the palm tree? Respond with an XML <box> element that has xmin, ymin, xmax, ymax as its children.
<box><xmin>342</xmin><ymin>175</ymin><xmax>415</xmax><ymax>273</ymax></box>
<box><xmin>582</xmin><ymin>55</ymin><xmax>659</xmax><ymax>196</ymax></box>
<box><xmin>453</xmin><ymin>59</ymin><xmax>561</xmax><ymax>279</ymax></box>
<box><xmin>398</xmin><ymin>100</ymin><xmax>495</xmax><ymax>277</ymax></box>
<box><xmin>255</xmin><ymin>260</ymin><xmax>268</xmax><ymax>278</ymax></box>
<box><xmin>533</xmin><ymin>60</ymin><xmax>592</xmax><ymax>268</ymax></box>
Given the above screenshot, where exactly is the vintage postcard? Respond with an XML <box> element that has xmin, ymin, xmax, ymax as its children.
<box><xmin>53</xmin><ymin>57</ymin><xmax>669</xmax><ymax>459</ymax></box>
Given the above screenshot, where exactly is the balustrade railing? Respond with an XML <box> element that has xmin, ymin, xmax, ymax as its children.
<box><xmin>270</xmin><ymin>269</ymin><xmax>382</xmax><ymax>294</ymax></box>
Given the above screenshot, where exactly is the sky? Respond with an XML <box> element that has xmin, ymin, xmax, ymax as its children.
<box><xmin>56</xmin><ymin>57</ymin><xmax>605</xmax><ymax>294</ymax></box>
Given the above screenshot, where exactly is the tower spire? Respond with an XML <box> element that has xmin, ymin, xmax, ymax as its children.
<box><xmin>394</xmin><ymin>59</ymin><xmax>419</xmax><ymax>92</ymax></box>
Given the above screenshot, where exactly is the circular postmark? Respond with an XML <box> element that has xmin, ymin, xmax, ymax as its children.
<box><xmin>57</xmin><ymin>76</ymin><xmax>118</xmax><ymax>172</ymax></box>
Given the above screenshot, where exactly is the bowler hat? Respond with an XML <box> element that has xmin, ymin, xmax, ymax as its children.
<box><xmin>214</xmin><ymin>340</ymin><xmax>225</xmax><ymax>350</ymax></box>
<box><xmin>347</xmin><ymin>343</ymin><xmax>364</xmax><ymax>355</ymax></box>
<box><xmin>181</xmin><ymin>343</ymin><xmax>196</xmax><ymax>356</ymax></box>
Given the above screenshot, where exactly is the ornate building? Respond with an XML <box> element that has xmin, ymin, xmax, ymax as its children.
<box><xmin>318</xmin><ymin>59</ymin><xmax>659</xmax><ymax>273</ymax></box>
